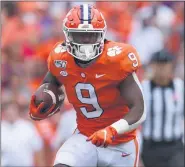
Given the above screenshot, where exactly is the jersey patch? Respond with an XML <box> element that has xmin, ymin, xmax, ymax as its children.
<box><xmin>54</xmin><ymin>60</ymin><xmax>67</xmax><ymax>68</ymax></box>
<box><xmin>60</xmin><ymin>71</ymin><xmax>68</xmax><ymax>76</ymax></box>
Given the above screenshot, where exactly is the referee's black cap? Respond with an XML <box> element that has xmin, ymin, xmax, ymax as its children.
<box><xmin>150</xmin><ymin>49</ymin><xmax>174</xmax><ymax>63</ymax></box>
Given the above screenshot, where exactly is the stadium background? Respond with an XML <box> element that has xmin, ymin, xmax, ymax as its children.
<box><xmin>1</xmin><ymin>1</ymin><xmax>184</xmax><ymax>166</ymax></box>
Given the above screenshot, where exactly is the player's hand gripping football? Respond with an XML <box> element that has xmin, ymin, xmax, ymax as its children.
<box><xmin>29</xmin><ymin>95</ymin><xmax>55</xmax><ymax>121</ymax></box>
<box><xmin>86</xmin><ymin>126</ymin><xmax>118</xmax><ymax>147</ymax></box>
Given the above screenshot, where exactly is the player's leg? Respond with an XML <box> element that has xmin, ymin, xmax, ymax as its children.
<box><xmin>97</xmin><ymin>137</ymin><xmax>140</xmax><ymax>167</ymax></box>
<box><xmin>54</xmin><ymin>132</ymin><xmax>98</xmax><ymax>166</ymax></box>
<box><xmin>111</xmin><ymin>137</ymin><xmax>140</xmax><ymax>167</ymax></box>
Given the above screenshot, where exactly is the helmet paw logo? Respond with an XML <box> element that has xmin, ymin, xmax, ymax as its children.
<box><xmin>107</xmin><ymin>46</ymin><xmax>122</xmax><ymax>57</ymax></box>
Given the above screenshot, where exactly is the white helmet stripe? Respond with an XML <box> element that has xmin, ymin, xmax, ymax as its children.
<box><xmin>83</xmin><ymin>4</ymin><xmax>89</xmax><ymax>24</ymax></box>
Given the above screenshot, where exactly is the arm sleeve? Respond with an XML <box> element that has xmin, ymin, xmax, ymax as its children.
<box><xmin>47</xmin><ymin>52</ymin><xmax>57</xmax><ymax>76</ymax></box>
<box><xmin>42</xmin><ymin>71</ymin><xmax>61</xmax><ymax>86</ymax></box>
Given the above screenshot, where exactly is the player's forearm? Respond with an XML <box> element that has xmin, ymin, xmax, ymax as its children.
<box><xmin>42</xmin><ymin>71</ymin><xmax>62</xmax><ymax>87</ymax></box>
<box><xmin>124</xmin><ymin>102</ymin><xmax>145</xmax><ymax>125</ymax></box>
<box><xmin>111</xmin><ymin>103</ymin><xmax>146</xmax><ymax>135</ymax></box>
<box><xmin>111</xmin><ymin>72</ymin><xmax>146</xmax><ymax>135</ymax></box>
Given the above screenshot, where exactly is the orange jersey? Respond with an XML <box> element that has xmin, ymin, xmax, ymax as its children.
<box><xmin>48</xmin><ymin>40</ymin><xmax>141</xmax><ymax>145</ymax></box>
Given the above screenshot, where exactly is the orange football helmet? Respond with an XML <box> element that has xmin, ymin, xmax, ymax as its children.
<box><xmin>63</xmin><ymin>4</ymin><xmax>107</xmax><ymax>61</ymax></box>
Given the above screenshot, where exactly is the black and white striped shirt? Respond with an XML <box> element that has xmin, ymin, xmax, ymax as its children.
<box><xmin>142</xmin><ymin>78</ymin><xmax>184</xmax><ymax>142</ymax></box>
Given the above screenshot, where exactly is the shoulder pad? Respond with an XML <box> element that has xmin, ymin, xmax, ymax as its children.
<box><xmin>50</xmin><ymin>42</ymin><xmax>67</xmax><ymax>57</ymax></box>
<box><xmin>47</xmin><ymin>42</ymin><xmax>67</xmax><ymax>76</ymax></box>
<box><xmin>104</xmin><ymin>42</ymin><xmax>141</xmax><ymax>79</ymax></box>
<box><xmin>104</xmin><ymin>42</ymin><xmax>131</xmax><ymax>62</ymax></box>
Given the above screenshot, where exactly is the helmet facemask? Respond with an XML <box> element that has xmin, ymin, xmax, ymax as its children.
<box><xmin>63</xmin><ymin>26</ymin><xmax>106</xmax><ymax>61</ymax></box>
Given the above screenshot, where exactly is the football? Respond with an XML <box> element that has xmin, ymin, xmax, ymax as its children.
<box><xmin>33</xmin><ymin>83</ymin><xmax>65</xmax><ymax>119</ymax></box>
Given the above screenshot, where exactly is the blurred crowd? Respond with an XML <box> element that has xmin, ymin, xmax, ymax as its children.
<box><xmin>1</xmin><ymin>1</ymin><xmax>184</xmax><ymax>166</ymax></box>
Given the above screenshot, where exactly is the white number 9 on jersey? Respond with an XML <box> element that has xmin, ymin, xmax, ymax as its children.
<box><xmin>75</xmin><ymin>83</ymin><xmax>103</xmax><ymax>118</ymax></box>
<box><xmin>128</xmin><ymin>53</ymin><xmax>138</xmax><ymax>67</ymax></box>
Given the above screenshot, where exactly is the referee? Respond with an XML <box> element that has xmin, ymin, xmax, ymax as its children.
<box><xmin>141</xmin><ymin>50</ymin><xmax>184</xmax><ymax>167</ymax></box>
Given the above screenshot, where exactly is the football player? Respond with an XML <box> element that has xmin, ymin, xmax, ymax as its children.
<box><xmin>29</xmin><ymin>4</ymin><xmax>146</xmax><ymax>167</ymax></box>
